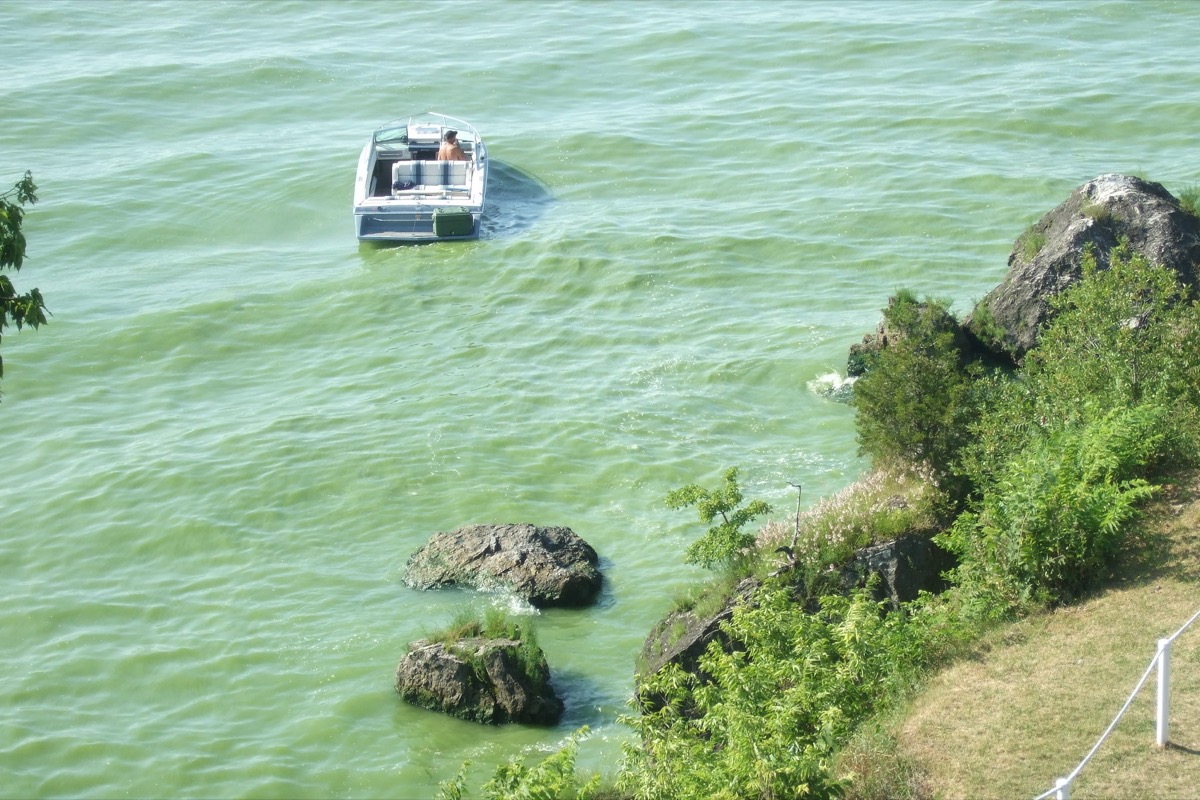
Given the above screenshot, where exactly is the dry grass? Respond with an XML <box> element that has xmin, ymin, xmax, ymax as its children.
<box><xmin>893</xmin><ymin>470</ymin><xmax>1200</xmax><ymax>799</ymax></box>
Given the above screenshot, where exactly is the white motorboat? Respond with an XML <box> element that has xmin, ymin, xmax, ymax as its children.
<box><xmin>353</xmin><ymin>112</ymin><xmax>488</xmax><ymax>242</ymax></box>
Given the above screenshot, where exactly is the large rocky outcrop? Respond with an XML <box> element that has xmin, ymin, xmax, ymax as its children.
<box><xmin>404</xmin><ymin>523</ymin><xmax>603</xmax><ymax>608</ymax></box>
<box><xmin>966</xmin><ymin>173</ymin><xmax>1200</xmax><ymax>363</ymax></box>
<box><xmin>395</xmin><ymin>636</ymin><xmax>563</xmax><ymax>725</ymax></box>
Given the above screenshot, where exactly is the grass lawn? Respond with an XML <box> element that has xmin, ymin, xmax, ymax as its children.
<box><xmin>894</xmin><ymin>470</ymin><xmax>1200</xmax><ymax>799</ymax></box>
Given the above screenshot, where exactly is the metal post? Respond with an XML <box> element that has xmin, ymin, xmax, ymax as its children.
<box><xmin>1055</xmin><ymin>777</ymin><xmax>1071</xmax><ymax>800</ymax></box>
<box><xmin>1157</xmin><ymin>637</ymin><xmax>1172</xmax><ymax>748</ymax></box>
<box><xmin>788</xmin><ymin>482</ymin><xmax>801</xmax><ymax>550</ymax></box>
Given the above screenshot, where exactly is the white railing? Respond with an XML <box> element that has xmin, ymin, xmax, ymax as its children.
<box><xmin>1033</xmin><ymin>605</ymin><xmax>1200</xmax><ymax>800</ymax></box>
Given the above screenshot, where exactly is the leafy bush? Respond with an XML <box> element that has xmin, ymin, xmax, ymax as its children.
<box><xmin>666</xmin><ymin>467</ymin><xmax>771</xmax><ymax>570</ymax></box>
<box><xmin>940</xmin><ymin>404</ymin><xmax>1161</xmax><ymax>616</ymax></box>
<box><xmin>620</xmin><ymin>584</ymin><xmax>931</xmax><ymax>800</ymax></box>
<box><xmin>1026</xmin><ymin>243</ymin><xmax>1195</xmax><ymax>416</ymax></box>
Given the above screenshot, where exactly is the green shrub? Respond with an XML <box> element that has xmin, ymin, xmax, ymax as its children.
<box><xmin>619</xmin><ymin>584</ymin><xmax>932</xmax><ymax>800</ymax></box>
<box><xmin>939</xmin><ymin>404</ymin><xmax>1161</xmax><ymax>617</ymax></box>
<box><xmin>851</xmin><ymin>295</ymin><xmax>978</xmax><ymax>493</ymax></box>
<box><xmin>1026</xmin><ymin>242</ymin><xmax>1200</xmax><ymax>467</ymax></box>
<box><xmin>1029</xmin><ymin>244</ymin><xmax>1186</xmax><ymax>407</ymax></box>
<box><xmin>965</xmin><ymin>299</ymin><xmax>1008</xmax><ymax>356</ymax></box>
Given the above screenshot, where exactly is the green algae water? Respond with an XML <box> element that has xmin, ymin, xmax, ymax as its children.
<box><xmin>2</xmin><ymin>1</ymin><xmax>1198</xmax><ymax>796</ymax></box>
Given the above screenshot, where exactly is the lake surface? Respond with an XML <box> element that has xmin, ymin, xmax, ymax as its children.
<box><xmin>2</xmin><ymin>1</ymin><xmax>1198</xmax><ymax>796</ymax></box>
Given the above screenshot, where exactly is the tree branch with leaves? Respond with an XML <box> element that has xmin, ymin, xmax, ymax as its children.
<box><xmin>0</xmin><ymin>170</ymin><xmax>49</xmax><ymax>390</ymax></box>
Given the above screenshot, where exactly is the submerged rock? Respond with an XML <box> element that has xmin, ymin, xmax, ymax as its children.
<box><xmin>404</xmin><ymin>523</ymin><xmax>603</xmax><ymax>608</ymax></box>
<box><xmin>395</xmin><ymin>636</ymin><xmax>563</xmax><ymax>725</ymax></box>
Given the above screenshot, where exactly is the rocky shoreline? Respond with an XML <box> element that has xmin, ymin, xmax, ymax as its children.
<box><xmin>395</xmin><ymin>173</ymin><xmax>1200</xmax><ymax>726</ymax></box>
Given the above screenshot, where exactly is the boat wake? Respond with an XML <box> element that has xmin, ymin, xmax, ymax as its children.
<box><xmin>481</xmin><ymin>160</ymin><xmax>555</xmax><ymax>239</ymax></box>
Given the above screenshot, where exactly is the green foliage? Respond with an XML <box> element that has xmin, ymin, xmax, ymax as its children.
<box><xmin>1019</xmin><ymin>226</ymin><xmax>1047</xmax><ymax>261</ymax></box>
<box><xmin>851</xmin><ymin>295</ymin><xmax>978</xmax><ymax>490</ymax></box>
<box><xmin>940</xmin><ymin>404</ymin><xmax>1161</xmax><ymax>617</ymax></box>
<box><xmin>481</xmin><ymin>728</ymin><xmax>599</xmax><ymax>800</ymax></box>
<box><xmin>1176</xmin><ymin>184</ymin><xmax>1199</xmax><ymax>218</ymax></box>
<box><xmin>944</xmin><ymin>246</ymin><xmax>1200</xmax><ymax>617</ymax></box>
<box><xmin>0</xmin><ymin>171</ymin><xmax>37</xmax><ymax>271</ymax></box>
<box><xmin>961</xmin><ymin>241</ymin><xmax>1200</xmax><ymax>498</ymax></box>
<box><xmin>0</xmin><ymin>171</ymin><xmax>49</xmax><ymax>386</ymax></box>
<box><xmin>436</xmin><ymin>728</ymin><xmax>601</xmax><ymax>800</ymax></box>
<box><xmin>965</xmin><ymin>298</ymin><xmax>1007</xmax><ymax>355</ymax></box>
<box><xmin>620</xmin><ymin>585</ymin><xmax>932</xmax><ymax>800</ymax></box>
<box><xmin>666</xmin><ymin>467</ymin><xmax>771</xmax><ymax>570</ymax></box>
<box><xmin>422</xmin><ymin>607</ymin><xmax>549</xmax><ymax>695</ymax></box>
<box><xmin>436</xmin><ymin>762</ymin><xmax>471</xmax><ymax>800</ymax></box>
<box><xmin>1029</xmin><ymin>243</ymin><xmax>1192</xmax><ymax>411</ymax></box>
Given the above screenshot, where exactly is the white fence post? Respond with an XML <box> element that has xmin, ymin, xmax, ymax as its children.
<box><xmin>1157</xmin><ymin>637</ymin><xmax>1172</xmax><ymax>748</ymax></box>
<box><xmin>1035</xmin><ymin>607</ymin><xmax>1200</xmax><ymax>799</ymax></box>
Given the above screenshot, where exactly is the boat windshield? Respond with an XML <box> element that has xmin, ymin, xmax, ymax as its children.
<box><xmin>373</xmin><ymin>124</ymin><xmax>410</xmax><ymax>152</ymax></box>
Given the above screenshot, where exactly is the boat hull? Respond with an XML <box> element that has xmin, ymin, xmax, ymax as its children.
<box><xmin>355</xmin><ymin>207</ymin><xmax>481</xmax><ymax>242</ymax></box>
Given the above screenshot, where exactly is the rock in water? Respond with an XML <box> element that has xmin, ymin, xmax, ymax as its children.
<box><xmin>404</xmin><ymin>523</ymin><xmax>603</xmax><ymax>607</ymax></box>
<box><xmin>395</xmin><ymin>636</ymin><xmax>563</xmax><ymax>725</ymax></box>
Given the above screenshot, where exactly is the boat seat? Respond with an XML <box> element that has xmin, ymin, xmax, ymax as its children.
<box><xmin>392</xmin><ymin>160</ymin><xmax>419</xmax><ymax>190</ymax></box>
<box><xmin>444</xmin><ymin>161</ymin><xmax>469</xmax><ymax>188</ymax></box>
<box><xmin>390</xmin><ymin>159</ymin><xmax>471</xmax><ymax>194</ymax></box>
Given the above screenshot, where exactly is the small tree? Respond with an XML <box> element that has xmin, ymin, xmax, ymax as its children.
<box><xmin>852</xmin><ymin>293</ymin><xmax>978</xmax><ymax>498</ymax></box>
<box><xmin>0</xmin><ymin>171</ymin><xmax>49</xmax><ymax>393</ymax></box>
<box><xmin>666</xmin><ymin>467</ymin><xmax>771</xmax><ymax>570</ymax></box>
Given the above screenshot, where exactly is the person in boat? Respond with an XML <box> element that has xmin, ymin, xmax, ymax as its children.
<box><xmin>438</xmin><ymin>130</ymin><xmax>467</xmax><ymax>161</ymax></box>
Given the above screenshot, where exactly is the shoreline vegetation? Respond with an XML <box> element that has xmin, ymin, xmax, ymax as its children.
<box><xmin>436</xmin><ymin>176</ymin><xmax>1200</xmax><ymax>799</ymax></box>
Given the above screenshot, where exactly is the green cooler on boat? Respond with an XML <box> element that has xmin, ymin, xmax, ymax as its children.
<box><xmin>433</xmin><ymin>207</ymin><xmax>474</xmax><ymax>237</ymax></box>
